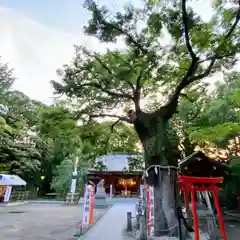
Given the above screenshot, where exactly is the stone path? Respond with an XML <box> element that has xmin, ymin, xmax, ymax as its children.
<box><xmin>82</xmin><ymin>203</ymin><xmax>135</xmax><ymax>240</ymax></box>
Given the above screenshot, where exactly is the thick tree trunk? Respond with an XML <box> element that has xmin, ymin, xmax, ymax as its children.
<box><xmin>154</xmin><ymin>170</ymin><xmax>178</xmax><ymax>236</ymax></box>
<box><xmin>134</xmin><ymin>112</ymin><xmax>180</xmax><ymax>237</ymax></box>
<box><xmin>145</xmin><ymin>163</ymin><xmax>179</xmax><ymax>237</ymax></box>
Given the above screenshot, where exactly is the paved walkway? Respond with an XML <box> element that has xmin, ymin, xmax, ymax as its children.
<box><xmin>82</xmin><ymin>203</ymin><xmax>135</xmax><ymax>240</ymax></box>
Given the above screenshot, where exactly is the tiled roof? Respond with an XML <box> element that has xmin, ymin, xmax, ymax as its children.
<box><xmin>0</xmin><ymin>174</ymin><xmax>26</xmax><ymax>185</ymax></box>
<box><xmin>94</xmin><ymin>153</ymin><xmax>141</xmax><ymax>171</ymax></box>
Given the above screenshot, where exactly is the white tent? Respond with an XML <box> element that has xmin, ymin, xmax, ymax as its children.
<box><xmin>0</xmin><ymin>174</ymin><xmax>26</xmax><ymax>186</ymax></box>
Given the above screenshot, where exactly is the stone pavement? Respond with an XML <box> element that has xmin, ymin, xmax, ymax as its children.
<box><xmin>82</xmin><ymin>203</ymin><xmax>135</xmax><ymax>240</ymax></box>
<box><xmin>224</xmin><ymin>218</ymin><xmax>240</xmax><ymax>239</ymax></box>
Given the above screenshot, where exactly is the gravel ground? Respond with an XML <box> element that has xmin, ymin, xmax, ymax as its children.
<box><xmin>0</xmin><ymin>203</ymin><xmax>108</xmax><ymax>240</ymax></box>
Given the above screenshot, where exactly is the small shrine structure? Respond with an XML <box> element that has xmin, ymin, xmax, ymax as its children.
<box><xmin>179</xmin><ymin>151</ymin><xmax>230</xmax><ymax>177</ymax></box>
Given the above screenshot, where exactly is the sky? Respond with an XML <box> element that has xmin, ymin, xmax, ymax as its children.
<box><xmin>0</xmin><ymin>0</ymin><xmax>215</xmax><ymax>105</ymax></box>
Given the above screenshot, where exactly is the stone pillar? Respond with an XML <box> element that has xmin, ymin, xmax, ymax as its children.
<box><xmin>94</xmin><ymin>179</ymin><xmax>108</xmax><ymax>209</ymax></box>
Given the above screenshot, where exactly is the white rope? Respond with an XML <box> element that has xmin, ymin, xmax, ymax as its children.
<box><xmin>155</xmin><ymin>223</ymin><xmax>179</xmax><ymax>232</ymax></box>
<box><xmin>143</xmin><ymin>164</ymin><xmax>179</xmax><ymax>178</ymax></box>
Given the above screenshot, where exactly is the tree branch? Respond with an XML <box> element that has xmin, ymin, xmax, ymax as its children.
<box><xmin>134</xmin><ymin>70</ymin><xmax>143</xmax><ymax>111</ymax></box>
<box><xmin>189</xmin><ymin>7</ymin><xmax>240</xmax><ymax>82</ymax></box>
<box><xmin>182</xmin><ymin>0</ymin><xmax>196</xmax><ymax>59</ymax></box>
<box><xmin>80</xmin><ymin>82</ymin><xmax>134</xmax><ymax>100</ymax></box>
<box><xmin>111</xmin><ymin>52</ymin><xmax>136</xmax><ymax>92</ymax></box>
<box><xmin>198</xmin><ymin>47</ymin><xmax>240</xmax><ymax>64</ymax></box>
<box><xmin>90</xmin><ymin>2</ymin><xmax>148</xmax><ymax>54</ymax></box>
<box><xmin>104</xmin><ymin>119</ymin><xmax>121</xmax><ymax>148</ymax></box>
<box><xmin>90</xmin><ymin>113</ymin><xmax>133</xmax><ymax>123</ymax></box>
<box><xmin>180</xmin><ymin>93</ymin><xmax>194</xmax><ymax>103</ymax></box>
<box><xmin>102</xmin><ymin>20</ymin><xmax>148</xmax><ymax>54</ymax></box>
<box><xmin>66</xmin><ymin>62</ymin><xmax>133</xmax><ymax>100</ymax></box>
<box><xmin>82</xmin><ymin>48</ymin><xmax>112</xmax><ymax>75</ymax></box>
<box><xmin>161</xmin><ymin>4</ymin><xmax>240</xmax><ymax>119</ymax></box>
<box><xmin>81</xmin><ymin>48</ymin><xmax>136</xmax><ymax>100</ymax></box>
<box><xmin>49</xmin><ymin>93</ymin><xmax>63</xmax><ymax>100</ymax></box>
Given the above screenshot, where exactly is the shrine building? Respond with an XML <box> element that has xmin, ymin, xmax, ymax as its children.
<box><xmin>88</xmin><ymin>151</ymin><xmax>230</xmax><ymax>197</ymax></box>
<box><xmin>87</xmin><ymin>153</ymin><xmax>143</xmax><ymax>197</ymax></box>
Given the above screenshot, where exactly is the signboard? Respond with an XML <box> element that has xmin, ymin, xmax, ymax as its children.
<box><xmin>4</xmin><ymin>185</ymin><xmax>12</xmax><ymax>202</ymax></box>
<box><xmin>82</xmin><ymin>185</ymin><xmax>95</xmax><ymax>225</ymax></box>
<box><xmin>146</xmin><ymin>185</ymin><xmax>154</xmax><ymax>236</ymax></box>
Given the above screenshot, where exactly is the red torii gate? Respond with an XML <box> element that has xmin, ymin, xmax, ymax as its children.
<box><xmin>177</xmin><ymin>175</ymin><xmax>226</xmax><ymax>240</ymax></box>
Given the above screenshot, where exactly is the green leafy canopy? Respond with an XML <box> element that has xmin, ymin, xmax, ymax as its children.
<box><xmin>52</xmin><ymin>0</ymin><xmax>240</xmax><ymax>124</ymax></box>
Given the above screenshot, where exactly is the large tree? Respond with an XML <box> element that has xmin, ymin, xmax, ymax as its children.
<box><xmin>52</xmin><ymin>0</ymin><xmax>240</xmax><ymax>236</ymax></box>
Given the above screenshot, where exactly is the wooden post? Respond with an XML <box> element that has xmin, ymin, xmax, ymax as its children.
<box><xmin>190</xmin><ymin>186</ymin><xmax>199</xmax><ymax>240</ymax></box>
<box><xmin>212</xmin><ymin>188</ymin><xmax>226</xmax><ymax>240</ymax></box>
<box><xmin>126</xmin><ymin>212</ymin><xmax>132</xmax><ymax>231</ymax></box>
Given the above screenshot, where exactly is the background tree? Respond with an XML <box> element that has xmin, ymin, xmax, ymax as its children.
<box><xmin>0</xmin><ymin>60</ymin><xmax>47</xmax><ymax>185</ymax></box>
<box><xmin>79</xmin><ymin>121</ymin><xmax>140</xmax><ymax>154</ymax></box>
<box><xmin>178</xmin><ymin>72</ymin><xmax>240</xmax><ymax>209</ymax></box>
<box><xmin>184</xmin><ymin>72</ymin><xmax>240</xmax><ymax>151</ymax></box>
<box><xmin>52</xmin><ymin>0</ymin><xmax>240</xmax><ymax>236</ymax></box>
<box><xmin>0</xmin><ymin>57</ymin><xmax>141</xmax><ymax>197</ymax></box>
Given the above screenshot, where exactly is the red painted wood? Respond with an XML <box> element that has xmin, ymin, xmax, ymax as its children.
<box><xmin>177</xmin><ymin>176</ymin><xmax>226</xmax><ymax>240</ymax></box>
<box><xmin>212</xmin><ymin>188</ymin><xmax>226</xmax><ymax>240</ymax></box>
<box><xmin>190</xmin><ymin>185</ymin><xmax>200</xmax><ymax>240</ymax></box>
<box><xmin>178</xmin><ymin>176</ymin><xmax>224</xmax><ymax>184</ymax></box>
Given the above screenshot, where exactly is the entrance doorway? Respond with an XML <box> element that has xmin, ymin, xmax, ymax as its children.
<box><xmin>115</xmin><ymin>178</ymin><xmax>137</xmax><ymax>197</ymax></box>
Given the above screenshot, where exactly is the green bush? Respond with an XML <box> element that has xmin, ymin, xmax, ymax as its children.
<box><xmin>220</xmin><ymin>157</ymin><xmax>240</xmax><ymax>209</ymax></box>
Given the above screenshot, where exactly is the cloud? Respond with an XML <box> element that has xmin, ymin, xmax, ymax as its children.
<box><xmin>0</xmin><ymin>4</ymin><xmax>238</xmax><ymax>106</ymax></box>
<box><xmin>0</xmin><ymin>7</ymin><xmax>101</xmax><ymax>104</ymax></box>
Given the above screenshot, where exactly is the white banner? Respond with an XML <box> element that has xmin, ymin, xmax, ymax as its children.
<box><xmin>82</xmin><ymin>185</ymin><xmax>94</xmax><ymax>225</ymax></box>
<box><xmin>139</xmin><ymin>184</ymin><xmax>144</xmax><ymax>206</ymax></box>
<box><xmin>4</xmin><ymin>185</ymin><xmax>12</xmax><ymax>202</ymax></box>
<box><xmin>140</xmin><ymin>184</ymin><xmax>144</xmax><ymax>198</ymax></box>
<box><xmin>109</xmin><ymin>184</ymin><xmax>113</xmax><ymax>199</ymax></box>
<box><xmin>146</xmin><ymin>185</ymin><xmax>154</xmax><ymax>236</ymax></box>
<box><xmin>70</xmin><ymin>178</ymin><xmax>77</xmax><ymax>193</ymax></box>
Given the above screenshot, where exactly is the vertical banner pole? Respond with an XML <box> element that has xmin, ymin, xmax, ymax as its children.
<box><xmin>4</xmin><ymin>185</ymin><xmax>12</xmax><ymax>202</ymax></box>
<box><xmin>82</xmin><ymin>185</ymin><xmax>94</xmax><ymax>225</ymax></box>
<box><xmin>82</xmin><ymin>185</ymin><xmax>90</xmax><ymax>225</ymax></box>
<box><xmin>109</xmin><ymin>184</ymin><xmax>113</xmax><ymax>199</ymax></box>
<box><xmin>146</xmin><ymin>185</ymin><xmax>150</xmax><ymax>236</ymax></box>
<box><xmin>140</xmin><ymin>184</ymin><xmax>144</xmax><ymax>199</ymax></box>
<box><xmin>89</xmin><ymin>186</ymin><xmax>94</xmax><ymax>224</ymax></box>
<box><xmin>146</xmin><ymin>185</ymin><xmax>154</xmax><ymax>237</ymax></box>
<box><xmin>70</xmin><ymin>157</ymin><xmax>79</xmax><ymax>194</ymax></box>
<box><xmin>149</xmin><ymin>186</ymin><xmax>154</xmax><ymax>236</ymax></box>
